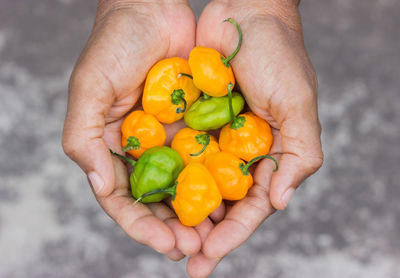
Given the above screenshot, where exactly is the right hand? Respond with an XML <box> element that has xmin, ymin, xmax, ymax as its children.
<box><xmin>62</xmin><ymin>0</ymin><xmax>205</xmax><ymax>261</ymax></box>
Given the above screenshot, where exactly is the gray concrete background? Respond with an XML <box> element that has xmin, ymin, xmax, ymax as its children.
<box><xmin>0</xmin><ymin>0</ymin><xmax>399</xmax><ymax>277</ymax></box>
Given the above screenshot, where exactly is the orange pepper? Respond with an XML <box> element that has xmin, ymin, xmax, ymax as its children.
<box><xmin>188</xmin><ymin>18</ymin><xmax>241</xmax><ymax>97</ymax></box>
<box><xmin>135</xmin><ymin>163</ymin><xmax>222</xmax><ymax>227</ymax></box>
<box><xmin>121</xmin><ymin>110</ymin><xmax>166</xmax><ymax>159</ymax></box>
<box><xmin>142</xmin><ymin>57</ymin><xmax>201</xmax><ymax>124</ymax></box>
<box><xmin>171</xmin><ymin>127</ymin><xmax>220</xmax><ymax>165</ymax></box>
<box><xmin>219</xmin><ymin>84</ymin><xmax>273</xmax><ymax>162</ymax></box>
<box><xmin>205</xmin><ymin>152</ymin><xmax>278</xmax><ymax>200</ymax></box>
<box><xmin>172</xmin><ymin>163</ymin><xmax>222</xmax><ymax>226</ymax></box>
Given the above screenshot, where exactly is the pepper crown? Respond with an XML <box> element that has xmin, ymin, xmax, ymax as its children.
<box><xmin>221</xmin><ymin>18</ymin><xmax>243</xmax><ymax>67</ymax></box>
<box><xmin>171</xmin><ymin>89</ymin><xmax>187</xmax><ymax>113</ymax></box>
<box><xmin>122</xmin><ymin>136</ymin><xmax>140</xmax><ymax>152</ymax></box>
<box><xmin>239</xmin><ymin>155</ymin><xmax>279</xmax><ymax>175</ymax></box>
<box><xmin>190</xmin><ymin>133</ymin><xmax>210</xmax><ymax>157</ymax></box>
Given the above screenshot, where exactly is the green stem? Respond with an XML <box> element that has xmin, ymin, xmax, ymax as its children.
<box><xmin>240</xmin><ymin>155</ymin><xmax>279</xmax><ymax>175</ymax></box>
<box><xmin>227</xmin><ymin>83</ymin><xmax>245</xmax><ymax>130</ymax></box>
<box><xmin>171</xmin><ymin>89</ymin><xmax>187</xmax><ymax>113</ymax></box>
<box><xmin>122</xmin><ymin>136</ymin><xmax>140</xmax><ymax>152</ymax></box>
<box><xmin>221</xmin><ymin>18</ymin><xmax>242</xmax><ymax>67</ymax></box>
<box><xmin>177</xmin><ymin>73</ymin><xmax>193</xmax><ymax>79</ymax></box>
<box><xmin>202</xmin><ymin>92</ymin><xmax>211</xmax><ymax>100</ymax></box>
<box><xmin>190</xmin><ymin>134</ymin><xmax>210</xmax><ymax>157</ymax></box>
<box><xmin>227</xmin><ymin>83</ymin><xmax>236</xmax><ymax>122</ymax></box>
<box><xmin>134</xmin><ymin>182</ymin><xmax>178</xmax><ymax>204</ymax></box>
<box><xmin>110</xmin><ymin>149</ymin><xmax>136</xmax><ymax>167</ymax></box>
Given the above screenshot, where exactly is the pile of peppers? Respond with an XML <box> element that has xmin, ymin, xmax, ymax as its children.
<box><xmin>111</xmin><ymin>18</ymin><xmax>278</xmax><ymax>227</ymax></box>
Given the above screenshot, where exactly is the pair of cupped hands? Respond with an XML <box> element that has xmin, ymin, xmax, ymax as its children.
<box><xmin>62</xmin><ymin>0</ymin><xmax>323</xmax><ymax>277</ymax></box>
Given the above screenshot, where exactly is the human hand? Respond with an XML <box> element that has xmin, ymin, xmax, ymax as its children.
<box><xmin>62</xmin><ymin>0</ymin><xmax>203</xmax><ymax>260</ymax></box>
<box><xmin>186</xmin><ymin>0</ymin><xmax>323</xmax><ymax>276</ymax></box>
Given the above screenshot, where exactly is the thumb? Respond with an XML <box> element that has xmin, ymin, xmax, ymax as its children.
<box><xmin>269</xmin><ymin>117</ymin><xmax>324</xmax><ymax>210</ymax></box>
<box><xmin>62</xmin><ymin>68</ymin><xmax>115</xmax><ymax>197</ymax></box>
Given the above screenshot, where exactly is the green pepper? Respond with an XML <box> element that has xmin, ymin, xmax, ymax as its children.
<box><xmin>111</xmin><ymin>146</ymin><xmax>184</xmax><ymax>203</ymax></box>
<box><xmin>184</xmin><ymin>92</ymin><xmax>245</xmax><ymax>131</ymax></box>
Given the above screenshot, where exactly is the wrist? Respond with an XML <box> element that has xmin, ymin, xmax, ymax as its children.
<box><xmin>211</xmin><ymin>0</ymin><xmax>301</xmax><ymax>30</ymax></box>
<box><xmin>97</xmin><ymin>0</ymin><xmax>189</xmax><ymax>14</ymax></box>
<box><xmin>98</xmin><ymin>0</ymin><xmax>188</xmax><ymax>5</ymax></box>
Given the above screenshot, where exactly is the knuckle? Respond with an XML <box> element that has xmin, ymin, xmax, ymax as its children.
<box><xmin>61</xmin><ymin>133</ymin><xmax>79</xmax><ymax>160</ymax></box>
<box><xmin>304</xmin><ymin>152</ymin><xmax>324</xmax><ymax>173</ymax></box>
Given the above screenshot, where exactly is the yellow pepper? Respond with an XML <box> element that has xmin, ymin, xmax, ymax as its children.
<box><xmin>188</xmin><ymin>18</ymin><xmax>242</xmax><ymax>97</ymax></box>
<box><xmin>142</xmin><ymin>57</ymin><xmax>201</xmax><ymax>124</ymax></box>
<box><xmin>135</xmin><ymin>163</ymin><xmax>222</xmax><ymax>227</ymax></box>
<box><xmin>171</xmin><ymin>127</ymin><xmax>220</xmax><ymax>165</ymax></box>
<box><xmin>121</xmin><ymin>110</ymin><xmax>166</xmax><ymax>159</ymax></box>
<box><xmin>205</xmin><ymin>152</ymin><xmax>278</xmax><ymax>200</ymax></box>
<box><xmin>219</xmin><ymin>84</ymin><xmax>273</xmax><ymax>162</ymax></box>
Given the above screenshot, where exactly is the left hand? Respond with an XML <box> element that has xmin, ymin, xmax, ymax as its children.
<box><xmin>186</xmin><ymin>1</ymin><xmax>324</xmax><ymax>276</ymax></box>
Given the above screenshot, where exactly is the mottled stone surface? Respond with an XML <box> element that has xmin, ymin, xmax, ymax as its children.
<box><xmin>0</xmin><ymin>0</ymin><xmax>399</xmax><ymax>277</ymax></box>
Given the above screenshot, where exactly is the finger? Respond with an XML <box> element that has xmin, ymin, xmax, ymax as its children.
<box><xmin>164</xmin><ymin>119</ymin><xmax>186</xmax><ymax>145</ymax></box>
<box><xmin>195</xmin><ymin>217</ymin><xmax>214</xmax><ymax>243</ymax></box>
<box><xmin>203</xmin><ymin>184</ymin><xmax>275</xmax><ymax>259</ymax></box>
<box><xmin>148</xmin><ymin>202</ymin><xmax>202</xmax><ymax>256</ymax></box>
<box><xmin>186</xmin><ymin>218</ymin><xmax>221</xmax><ymax>278</ymax></box>
<box><xmin>209</xmin><ymin>201</ymin><xmax>225</xmax><ymax>224</ymax></box>
<box><xmin>96</xmin><ymin>157</ymin><xmax>175</xmax><ymax>254</ymax></box>
<box><xmin>269</xmin><ymin>117</ymin><xmax>323</xmax><ymax>210</ymax></box>
<box><xmin>187</xmin><ymin>253</ymin><xmax>221</xmax><ymax>278</ymax></box>
<box><xmin>167</xmin><ymin>248</ymin><xmax>185</xmax><ymax>261</ymax></box>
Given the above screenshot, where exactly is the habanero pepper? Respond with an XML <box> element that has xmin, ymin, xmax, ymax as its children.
<box><xmin>188</xmin><ymin>18</ymin><xmax>242</xmax><ymax>97</ymax></box>
<box><xmin>121</xmin><ymin>110</ymin><xmax>166</xmax><ymax>159</ymax></box>
<box><xmin>184</xmin><ymin>91</ymin><xmax>245</xmax><ymax>131</ymax></box>
<box><xmin>110</xmin><ymin>146</ymin><xmax>184</xmax><ymax>203</ymax></box>
<box><xmin>205</xmin><ymin>152</ymin><xmax>278</xmax><ymax>200</ymax></box>
<box><xmin>171</xmin><ymin>127</ymin><xmax>220</xmax><ymax>165</ymax></box>
<box><xmin>142</xmin><ymin>57</ymin><xmax>201</xmax><ymax>124</ymax></box>
<box><xmin>136</xmin><ymin>163</ymin><xmax>222</xmax><ymax>227</ymax></box>
<box><xmin>219</xmin><ymin>83</ymin><xmax>274</xmax><ymax>162</ymax></box>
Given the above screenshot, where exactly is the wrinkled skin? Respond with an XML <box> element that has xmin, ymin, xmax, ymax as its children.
<box><xmin>62</xmin><ymin>0</ymin><xmax>205</xmax><ymax>265</ymax></box>
<box><xmin>186</xmin><ymin>1</ymin><xmax>323</xmax><ymax>276</ymax></box>
<box><xmin>62</xmin><ymin>0</ymin><xmax>323</xmax><ymax>277</ymax></box>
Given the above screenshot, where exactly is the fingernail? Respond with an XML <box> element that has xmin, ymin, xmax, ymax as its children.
<box><xmin>88</xmin><ymin>171</ymin><xmax>104</xmax><ymax>194</ymax></box>
<box><xmin>281</xmin><ymin>188</ymin><xmax>295</xmax><ymax>208</ymax></box>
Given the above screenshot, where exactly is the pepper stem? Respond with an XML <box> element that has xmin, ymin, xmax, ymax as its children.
<box><xmin>122</xmin><ymin>136</ymin><xmax>140</xmax><ymax>152</ymax></box>
<box><xmin>221</xmin><ymin>18</ymin><xmax>242</xmax><ymax>67</ymax></box>
<box><xmin>227</xmin><ymin>83</ymin><xmax>245</xmax><ymax>130</ymax></box>
<box><xmin>240</xmin><ymin>155</ymin><xmax>279</xmax><ymax>175</ymax></box>
<box><xmin>171</xmin><ymin>89</ymin><xmax>187</xmax><ymax>113</ymax></box>
<box><xmin>109</xmin><ymin>149</ymin><xmax>136</xmax><ymax>167</ymax></box>
<box><xmin>177</xmin><ymin>73</ymin><xmax>193</xmax><ymax>79</ymax></box>
<box><xmin>202</xmin><ymin>92</ymin><xmax>211</xmax><ymax>100</ymax></box>
<box><xmin>190</xmin><ymin>134</ymin><xmax>210</xmax><ymax>156</ymax></box>
<box><xmin>134</xmin><ymin>182</ymin><xmax>178</xmax><ymax>204</ymax></box>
